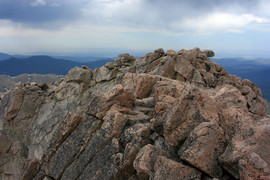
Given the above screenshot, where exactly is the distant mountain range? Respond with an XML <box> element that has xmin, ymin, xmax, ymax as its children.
<box><xmin>0</xmin><ymin>52</ymin><xmax>115</xmax><ymax>62</ymax></box>
<box><xmin>0</xmin><ymin>55</ymin><xmax>113</xmax><ymax>76</ymax></box>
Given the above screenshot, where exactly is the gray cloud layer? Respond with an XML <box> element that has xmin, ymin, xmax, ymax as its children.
<box><xmin>0</xmin><ymin>0</ymin><xmax>268</xmax><ymax>31</ymax></box>
<box><xmin>0</xmin><ymin>0</ymin><xmax>269</xmax><ymax>55</ymax></box>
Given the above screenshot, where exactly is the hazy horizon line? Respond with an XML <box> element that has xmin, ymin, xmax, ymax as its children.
<box><xmin>1</xmin><ymin>48</ymin><xmax>270</xmax><ymax>59</ymax></box>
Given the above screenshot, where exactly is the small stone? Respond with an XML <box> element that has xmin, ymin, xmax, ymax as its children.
<box><xmin>203</xmin><ymin>49</ymin><xmax>215</xmax><ymax>57</ymax></box>
<box><xmin>133</xmin><ymin>144</ymin><xmax>169</xmax><ymax>180</ymax></box>
<box><xmin>81</xmin><ymin>65</ymin><xmax>91</xmax><ymax>70</ymax></box>
<box><xmin>166</xmin><ymin>49</ymin><xmax>177</xmax><ymax>56</ymax></box>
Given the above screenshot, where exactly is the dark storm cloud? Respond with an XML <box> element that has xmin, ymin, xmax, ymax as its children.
<box><xmin>151</xmin><ymin>0</ymin><xmax>260</xmax><ymax>9</ymax></box>
<box><xmin>0</xmin><ymin>0</ymin><xmax>83</xmax><ymax>26</ymax></box>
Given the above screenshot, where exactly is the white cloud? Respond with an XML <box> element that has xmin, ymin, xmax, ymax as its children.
<box><xmin>30</xmin><ymin>0</ymin><xmax>46</xmax><ymax>7</ymax></box>
<box><xmin>174</xmin><ymin>13</ymin><xmax>270</xmax><ymax>34</ymax></box>
<box><xmin>0</xmin><ymin>19</ymin><xmax>54</xmax><ymax>37</ymax></box>
<box><xmin>82</xmin><ymin>0</ymin><xmax>141</xmax><ymax>22</ymax></box>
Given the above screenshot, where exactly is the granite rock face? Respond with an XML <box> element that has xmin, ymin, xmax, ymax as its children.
<box><xmin>0</xmin><ymin>48</ymin><xmax>269</xmax><ymax>180</ymax></box>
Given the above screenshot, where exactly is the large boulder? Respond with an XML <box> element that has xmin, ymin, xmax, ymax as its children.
<box><xmin>163</xmin><ymin>86</ymin><xmax>219</xmax><ymax>146</ymax></box>
<box><xmin>179</xmin><ymin>122</ymin><xmax>226</xmax><ymax>178</ymax></box>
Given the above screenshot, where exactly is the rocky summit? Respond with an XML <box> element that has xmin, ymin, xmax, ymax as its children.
<box><xmin>0</xmin><ymin>48</ymin><xmax>269</xmax><ymax>180</ymax></box>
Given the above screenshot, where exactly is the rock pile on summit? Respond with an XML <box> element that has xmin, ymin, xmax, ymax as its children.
<box><xmin>0</xmin><ymin>48</ymin><xmax>269</xmax><ymax>180</ymax></box>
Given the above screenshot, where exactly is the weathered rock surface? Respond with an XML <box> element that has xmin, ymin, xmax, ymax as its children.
<box><xmin>179</xmin><ymin>122</ymin><xmax>226</xmax><ymax>178</ymax></box>
<box><xmin>0</xmin><ymin>48</ymin><xmax>269</xmax><ymax>180</ymax></box>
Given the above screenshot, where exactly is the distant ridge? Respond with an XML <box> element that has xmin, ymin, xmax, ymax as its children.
<box><xmin>0</xmin><ymin>52</ymin><xmax>11</xmax><ymax>61</ymax></box>
<box><xmin>0</xmin><ymin>52</ymin><xmax>114</xmax><ymax>62</ymax></box>
<box><xmin>51</xmin><ymin>55</ymin><xmax>114</xmax><ymax>62</ymax></box>
<box><xmin>0</xmin><ymin>55</ymin><xmax>113</xmax><ymax>76</ymax></box>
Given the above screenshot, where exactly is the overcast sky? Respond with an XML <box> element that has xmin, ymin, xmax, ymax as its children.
<box><xmin>0</xmin><ymin>0</ymin><xmax>270</xmax><ymax>57</ymax></box>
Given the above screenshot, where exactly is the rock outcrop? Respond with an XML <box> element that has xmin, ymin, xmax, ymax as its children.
<box><xmin>0</xmin><ymin>48</ymin><xmax>269</xmax><ymax>180</ymax></box>
<box><xmin>0</xmin><ymin>73</ymin><xmax>63</xmax><ymax>101</ymax></box>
